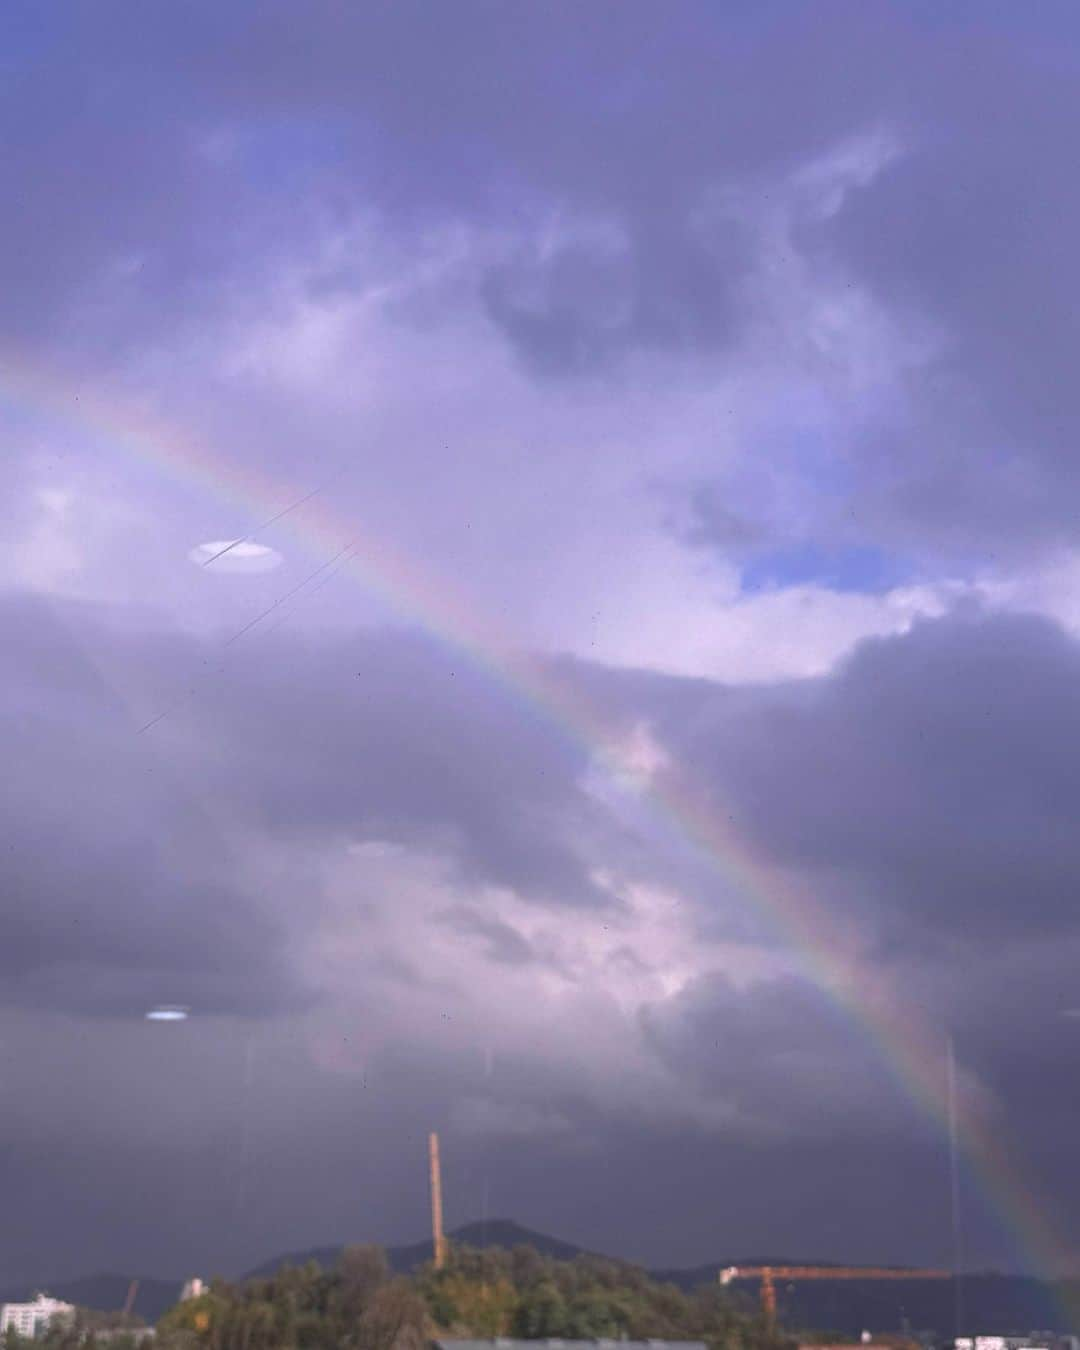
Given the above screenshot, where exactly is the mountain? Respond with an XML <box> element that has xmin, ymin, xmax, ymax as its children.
<box><xmin>733</xmin><ymin>1272</ymin><xmax>1062</xmax><ymax>1340</ymax></box>
<box><xmin>243</xmin><ymin>1219</ymin><xmax>594</xmax><ymax>1280</ymax></box>
<box><xmin>655</xmin><ymin>1266</ymin><xmax>1063</xmax><ymax>1337</ymax></box>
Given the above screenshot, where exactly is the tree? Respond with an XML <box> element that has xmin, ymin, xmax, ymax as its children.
<box><xmin>151</xmin><ymin>1238</ymin><xmax>791</xmax><ymax>1350</ymax></box>
<box><xmin>513</xmin><ymin>1279</ymin><xmax>568</xmax><ymax>1338</ymax></box>
<box><xmin>338</xmin><ymin>1246</ymin><xmax>391</xmax><ymax>1325</ymax></box>
<box><xmin>356</xmin><ymin>1281</ymin><xmax>427</xmax><ymax>1350</ymax></box>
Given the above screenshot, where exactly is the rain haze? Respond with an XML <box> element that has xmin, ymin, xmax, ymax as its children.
<box><xmin>7</xmin><ymin>0</ymin><xmax>1080</xmax><ymax>1300</ymax></box>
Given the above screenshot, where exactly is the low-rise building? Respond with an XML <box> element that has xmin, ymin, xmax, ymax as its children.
<box><xmin>952</xmin><ymin>1335</ymin><xmax>1080</xmax><ymax>1350</ymax></box>
<box><xmin>0</xmin><ymin>1294</ymin><xmax>75</xmax><ymax>1338</ymax></box>
<box><xmin>956</xmin><ymin>1336</ymin><xmax>1055</xmax><ymax>1350</ymax></box>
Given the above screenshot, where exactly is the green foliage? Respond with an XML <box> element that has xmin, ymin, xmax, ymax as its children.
<box><xmin>150</xmin><ymin>1241</ymin><xmax>787</xmax><ymax>1350</ymax></box>
<box><xmin>153</xmin><ymin>1254</ymin><xmax>425</xmax><ymax>1350</ymax></box>
<box><xmin>411</xmin><ymin>1243</ymin><xmax>786</xmax><ymax>1350</ymax></box>
<box><xmin>29</xmin><ymin>1306</ymin><xmax>151</xmax><ymax>1350</ymax></box>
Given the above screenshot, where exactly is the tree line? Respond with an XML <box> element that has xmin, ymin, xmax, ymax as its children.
<box><xmin>2</xmin><ymin>1243</ymin><xmax>791</xmax><ymax>1350</ymax></box>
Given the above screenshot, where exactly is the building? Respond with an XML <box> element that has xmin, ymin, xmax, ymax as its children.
<box><xmin>954</xmin><ymin>1337</ymin><xmax>1080</xmax><ymax>1350</ymax></box>
<box><xmin>953</xmin><ymin>1337</ymin><xmax>1080</xmax><ymax>1350</ymax></box>
<box><xmin>0</xmin><ymin>1294</ymin><xmax>75</xmax><ymax>1338</ymax></box>
<box><xmin>180</xmin><ymin>1279</ymin><xmax>207</xmax><ymax>1302</ymax></box>
<box><xmin>955</xmin><ymin>1338</ymin><xmax>1057</xmax><ymax>1350</ymax></box>
<box><xmin>434</xmin><ymin>1341</ymin><xmax>707</xmax><ymax>1350</ymax></box>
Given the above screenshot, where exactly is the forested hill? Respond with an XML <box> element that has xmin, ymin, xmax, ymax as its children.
<box><xmin>248</xmin><ymin>1222</ymin><xmax>1068</xmax><ymax>1337</ymax></box>
<box><xmin>4</xmin><ymin>1221</ymin><xmax>1074</xmax><ymax>1338</ymax></box>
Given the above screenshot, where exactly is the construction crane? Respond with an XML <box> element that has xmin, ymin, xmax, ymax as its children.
<box><xmin>720</xmin><ymin>1265</ymin><xmax>951</xmax><ymax>1331</ymax></box>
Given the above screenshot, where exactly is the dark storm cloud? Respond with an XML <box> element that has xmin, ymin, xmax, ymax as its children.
<box><xmin>0</xmin><ymin>25</ymin><xmax>259</xmax><ymax>350</ymax></box>
<box><xmin>8</xmin><ymin>0</ymin><xmax>1080</xmax><ymax>529</ymax></box>
<box><xmin>585</xmin><ymin>605</ymin><xmax>1080</xmax><ymax>1253</ymax></box>
<box><xmin>14</xmin><ymin>0</ymin><xmax>1080</xmax><ymax>515</ymax></box>
<box><xmin>796</xmin><ymin>20</ymin><xmax>1080</xmax><ymax>558</ymax></box>
<box><xmin>607</xmin><ymin>604</ymin><xmax>1080</xmax><ymax>1239</ymax></box>
<box><xmin>0</xmin><ymin>0</ymin><xmax>901</xmax><ymax>365</ymax></box>
<box><xmin>648</xmin><ymin>608</ymin><xmax>1080</xmax><ymax>950</ymax></box>
<box><xmin>0</xmin><ymin>593</ymin><xmax>305</xmax><ymax>1017</ymax></box>
<box><xmin>6</xmin><ymin>587</ymin><xmax>1078</xmax><ymax>1276</ymax></box>
<box><xmin>481</xmin><ymin>214</ymin><xmax>750</xmax><ymax>376</ymax></box>
<box><xmin>0</xmin><ymin>592</ymin><xmax>612</xmax><ymax>1018</ymax></box>
<box><xmin>86</xmin><ymin>0</ymin><xmax>897</xmax><ymax>208</ymax></box>
<box><xmin>640</xmin><ymin>971</ymin><xmax>903</xmax><ymax>1141</ymax></box>
<box><xmin>364</xmin><ymin>1028</ymin><xmax>957</xmax><ymax>1270</ymax></box>
<box><xmin>0</xmin><ymin>1012</ymin><xmax>957</xmax><ymax>1282</ymax></box>
<box><xmin>183</xmin><ymin>627</ymin><xmax>610</xmax><ymax>909</ymax></box>
<box><xmin>940</xmin><ymin>936</ymin><xmax>1080</xmax><ymax>1099</ymax></box>
<box><xmin>554</xmin><ymin>603</ymin><xmax>1080</xmax><ymax>1205</ymax></box>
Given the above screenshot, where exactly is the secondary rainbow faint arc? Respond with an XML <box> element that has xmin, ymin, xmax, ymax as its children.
<box><xmin>3</xmin><ymin>352</ymin><xmax>1073</xmax><ymax>1293</ymax></box>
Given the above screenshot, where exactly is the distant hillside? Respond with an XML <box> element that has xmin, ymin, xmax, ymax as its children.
<box><xmin>244</xmin><ymin>1223</ymin><xmax>1072</xmax><ymax>1339</ymax></box>
<box><xmin>244</xmin><ymin>1218</ymin><xmax>594</xmax><ymax>1280</ymax></box>
<box><xmin>0</xmin><ymin>1275</ymin><xmax>182</xmax><ymax>1327</ymax></box>
<box><xmin>741</xmin><ymin>1272</ymin><xmax>1062</xmax><ymax>1340</ymax></box>
<box><xmin>245</xmin><ymin>1222</ymin><xmax>1068</xmax><ymax>1337</ymax></box>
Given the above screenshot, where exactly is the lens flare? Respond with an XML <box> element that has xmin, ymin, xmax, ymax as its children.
<box><xmin>189</xmin><ymin>540</ymin><xmax>283</xmax><ymax>573</ymax></box>
<box><xmin>145</xmin><ymin>1005</ymin><xmax>190</xmax><ymax>1022</ymax></box>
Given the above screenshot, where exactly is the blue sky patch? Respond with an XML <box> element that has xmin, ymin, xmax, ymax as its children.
<box><xmin>740</xmin><ymin>543</ymin><xmax>914</xmax><ymax>596</ymax></box>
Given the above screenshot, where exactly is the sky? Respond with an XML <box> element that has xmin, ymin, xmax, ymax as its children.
<box><xmin>7</xmin><ymin>0</ymin><xmax>1080</xmax><ymax>1288</ymax></box>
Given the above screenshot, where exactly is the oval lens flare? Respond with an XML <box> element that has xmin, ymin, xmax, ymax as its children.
<box><xmin>189</xmin><ymin>541</ymin><xmax>283</xmax><ymax>573</ymax></box>
<box><xmin>145</xmin><ymin>1005</ymin><xmax>190</xmax><ymax>1022</ymax></box>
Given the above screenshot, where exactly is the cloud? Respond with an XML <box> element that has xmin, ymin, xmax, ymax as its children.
<box><xmin>796</xmin><ymin>32</ymin><xmax>1080</xmax><ymax>561</ymax></box>
<box><xmin>640</xmin><ymin>971</ymin><xmax>906</xmax><ymax>1142</ymax></box>
<box><xmin>481</xmin><ymin>211</ymin><xmax>750</xmax><ymax>375</ymax></box>
<box><xmin>7</xmin><ymin>584</ymin><xmax>1080</xmax><ymax>1276</ymax></box>
<box><xmin>0</xmin><ymin>591</ymin><xmax>309</xmax><ymax>1017</ymax></box>
<box><xmin>647</xmin><ymin>607</ymin><xmax>1080</xmax><ymax>953</ymax></box>
<box><xmin>450</xmin><ymin>1097</ymin><xmax>575</xmax><ymax>1141</ymax></box>
<box><xmin>10</xmin><ymin>0</ymin><xmax>1080</xmax><ymax>1284</ymax></box>
<box><xmin>433</xmin><ymin>906</ymin><xmax>540</xmax><ymax>967</ymax></box>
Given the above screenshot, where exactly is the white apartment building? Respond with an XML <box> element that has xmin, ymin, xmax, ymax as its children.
<box><xmin>0</xmin><ymin>1294</ymin><xmax>75</xmax><ymax>1338</ymax></box>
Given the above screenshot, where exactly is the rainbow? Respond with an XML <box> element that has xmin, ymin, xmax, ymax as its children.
<box><xmin>4</xmin><ymin>351</ymin><xmax>1075</xmax><ymax>1302</ymax></box>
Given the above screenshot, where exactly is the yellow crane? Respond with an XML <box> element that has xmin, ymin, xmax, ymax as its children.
<box><xmin>720</xmin><ymin>1264</ymin><xmax>951</xmax><ymax>1332</ymax></box>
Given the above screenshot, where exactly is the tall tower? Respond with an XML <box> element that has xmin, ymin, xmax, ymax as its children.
<box><xmin>429</xmin><ymin>1131</ymin><xmax>446</xmax><ymax>1270</ymax></box>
